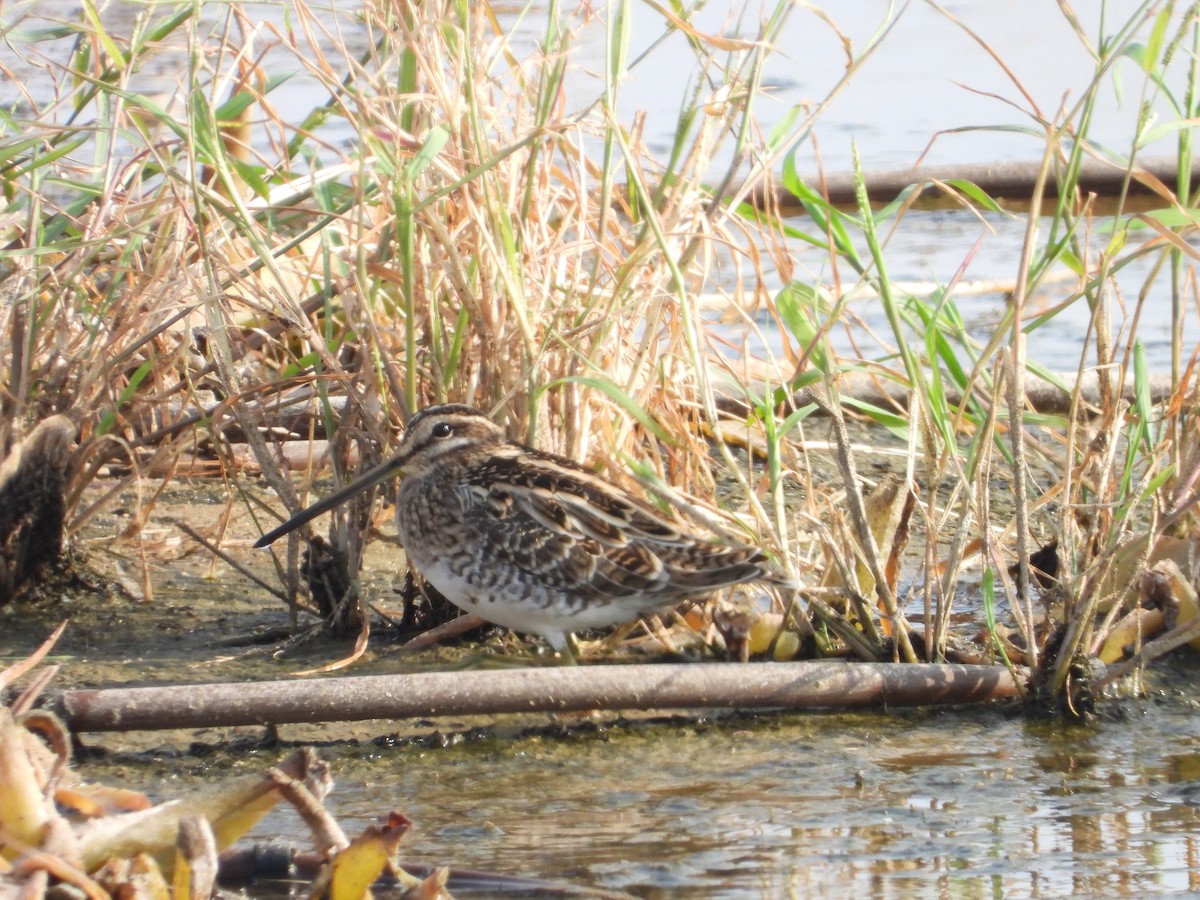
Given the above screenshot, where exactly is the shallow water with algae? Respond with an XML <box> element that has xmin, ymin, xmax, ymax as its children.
<box><xmin>66</xmin><ymin>671</ymin><xmax>1200</xmax><ymax>898</ymax></box>
<box><xmin>10</xmin><ymin>495</ymin><xmax>1198</xmax><ymax>899</ymax></box>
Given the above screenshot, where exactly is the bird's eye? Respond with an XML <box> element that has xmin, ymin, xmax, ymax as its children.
<box><xmin>431</xmin><ymin>422</ymin><xmax>453</xmax><ymax>438</ymax></box>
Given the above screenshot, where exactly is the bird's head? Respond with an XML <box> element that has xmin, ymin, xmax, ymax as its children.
<box><xmin>391</xmin><ymin>404</ymin><xmax>506</xmax><ymax>476</ymax></box>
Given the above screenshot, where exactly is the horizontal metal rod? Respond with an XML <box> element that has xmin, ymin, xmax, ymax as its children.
<box><xmin>57</xmin><ymin>662</ymin><xmax>1023</xmax><ymax>733</ymax></box>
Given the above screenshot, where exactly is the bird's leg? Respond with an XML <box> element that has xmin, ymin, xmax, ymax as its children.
<box><xmin>597</xmin><ymin>621</ymin><xmax>638</xmax><ymax>654</ymax></box>
<box><xmin>650</xmin><ymin>614</ymin><xmax>683</xmax><ymax>655</ymax></box>
<box><xmin>558</xmin><ymin>633</ymin><xmax>581</xmax><ymax>666</ymax></box>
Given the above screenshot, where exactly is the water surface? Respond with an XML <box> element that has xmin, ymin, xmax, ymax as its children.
<box><xmin>237</xmin><ymin>679</ymin><xmax>1200</xmax><ymax>898</ymax></box>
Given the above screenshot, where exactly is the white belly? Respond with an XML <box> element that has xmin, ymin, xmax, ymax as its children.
<box><xmin>412</xmin><ymin>555</ymin><xmax>639</xmax><ymax>651</ymax></box>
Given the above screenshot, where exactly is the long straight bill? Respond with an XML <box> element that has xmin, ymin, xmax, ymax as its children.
<box><xmin>253</xmin><ymin>454</ymin><xmax>407</xmax><ymax>548</ymax></box>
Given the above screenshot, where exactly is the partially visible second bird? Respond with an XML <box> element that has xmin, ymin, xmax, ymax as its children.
<box><xmin>255</xmin><ymin>404</ymin><xmax>791</xmax><ymax>660</ymax></box>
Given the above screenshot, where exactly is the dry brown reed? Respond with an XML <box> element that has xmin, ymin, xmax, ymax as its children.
<box><xmin>1</xmin><ymin>0</ymin><xmax>1198</xmax><ymax>713</ymax></box>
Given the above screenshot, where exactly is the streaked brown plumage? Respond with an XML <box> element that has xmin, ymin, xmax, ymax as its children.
<box><xmin>256</xmin><ymin>404</ymin><xmax>791</xmax><ymax>657</ymax></box>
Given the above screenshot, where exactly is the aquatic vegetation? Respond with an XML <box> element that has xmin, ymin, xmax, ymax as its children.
<box><xmin>0</xmin><ymin>627</ymin><xmax>451</xmax><ymax>899</ymax></box>
<box><xmin>0</xmin><ymin>0</ymin><xmax>1197</xmax><ymax>714</ymax></box>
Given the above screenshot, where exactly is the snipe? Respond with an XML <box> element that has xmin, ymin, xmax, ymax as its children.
<box><xmin>256</xmin><ymin>404</ymin><xmax>791</xmax><ymax>660</ymax></box>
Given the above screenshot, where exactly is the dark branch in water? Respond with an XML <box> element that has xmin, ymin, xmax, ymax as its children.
<box><xmin>747</xmin><ymin>157</ymin><xmax>1200</xmax><ymax>212</ymax></box>
<box><xmin>716</xmin><ymin>370</ymin><xmax>1176</xmax><ymax>421</ymax></box>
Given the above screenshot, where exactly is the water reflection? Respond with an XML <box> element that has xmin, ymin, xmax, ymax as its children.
<box><xmin>232</xmin><ymin>687</ymin><xmax>1200</xmax><ymax>897</ymax></box>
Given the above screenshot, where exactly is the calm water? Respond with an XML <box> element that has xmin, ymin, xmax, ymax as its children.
<box><xmin>4</xmin><ymin>1</ymin><xmax>1194</xmax><ymax>370</ymax></box>
<box><xmin>9</xmin><ymin>2</ymin><xmax>1200</xmax><ymax>893</ymax></box>
<box><xmin>221</xmin><ymin>682</ymin><xmax>1200</xmax><ymax>899</ymax></box>
<box><xmin>51</xmin><ymin>557</ymin><xmax>1200</xmax><ymax>898</ymax></box>
<box><xmin>541</xmin><ymin>0</ymin><xmax>1168</xmax><ymax>171</ymax></box>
